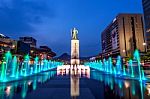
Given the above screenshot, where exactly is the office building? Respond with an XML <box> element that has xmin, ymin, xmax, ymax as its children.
<box><xmin>0</xmin><ymin>33</ymin><xmax>17</xmax><ymax>55</ymax></box>
<box><xmin>19</xmin><ymin>37</ymin><xmax>37</xmax><ymax>48</ymax></box>
<box><xmin>101</xmin><ymin>14</ymin><xmax>146</xmax><ymax>58</ymax></box>
<box><xmin>142</xmin><ymin>0</ymin><xmax>150</xmax><ymax>50</ymax></box>
<box><xmin>16</xmin><ymin>41</ymin><xmax>30</xmax><ymax>55</ymax></box>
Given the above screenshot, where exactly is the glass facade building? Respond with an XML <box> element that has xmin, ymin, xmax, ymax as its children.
<box><xmin>142</xmin><ymin>0</ymin><xmax>150</xmax><ymax>50</ymax></box>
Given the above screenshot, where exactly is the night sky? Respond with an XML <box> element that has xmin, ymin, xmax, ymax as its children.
<box><xmin>0</xmin><ymin>0</ymin><xmax>143</xmax><ymax>57</ymax></box>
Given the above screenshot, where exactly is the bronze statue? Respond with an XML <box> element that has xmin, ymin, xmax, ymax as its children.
<box><xmin>71</xmin><ymin>28</ymin><xmax>78</xmax><ymax>40</ymax></box>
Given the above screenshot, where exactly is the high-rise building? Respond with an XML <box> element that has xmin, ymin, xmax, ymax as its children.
<box><xmin>142</xmin><ymin>0</ymin><xmax>150</xmax><ymax>50</ymax></box>
<box><xmin>19</xmin><ymin>37</ymin><xmax>37</xmax><ymax>48</ymax></box>
<box><xmin>101</xmin><ymin>14</ymin><xmax>146</xmax><ymax>58</ymax></box>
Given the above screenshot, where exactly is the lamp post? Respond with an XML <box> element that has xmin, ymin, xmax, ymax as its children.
<box><xmin>143</xmin><ymin>42</ymin><xmax>147</xmax><ymax>52</ymax></box>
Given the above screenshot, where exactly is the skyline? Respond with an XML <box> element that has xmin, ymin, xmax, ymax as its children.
<box><xmin>0</xmin><ymin>0</ymin><xmax>143</xmax><ymax>56</ymax></box>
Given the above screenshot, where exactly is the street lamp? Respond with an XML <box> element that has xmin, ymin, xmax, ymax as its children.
<box><xmin>143</xmin><ymin>43</ymin><xmax>146</xmax><ymax>46</ymax></box>
<box><xmin>123</xmin><ymin>49</ymin><xmax>126</xmax><ymax>56</ymax></box>
<box><xmin>123</xmin><ymin>50</ymin><xmax>126</xmax><ymax>53</ymax></box>
<box><xmin>143</xmin><ymin>42</ymin><xmax>147</xmax><ymax>52</ymax></box>
<box><xmin>12</xmin><ymin>45</ymin><xmax>15</xmax><ymax>48</ymax></box>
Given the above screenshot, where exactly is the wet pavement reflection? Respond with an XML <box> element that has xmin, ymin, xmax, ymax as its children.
<box><xmin>90</xmin><ymin>69</ymin><xmax>150</xmax><ymax>99</ymax></box>
<box><xmin>0</xmin><ymin>70</ymin><xmax>56</xmax><ymax>99</ymax></box>
<box><xmin>0</xmin><ymin>69</ymin><xmax>150</xmax><ymax>99</ymax></box>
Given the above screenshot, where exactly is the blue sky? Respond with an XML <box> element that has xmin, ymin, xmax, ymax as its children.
<box><xmin>0</xmin><ymin>0</ymin><xmax>143</xmax><ymax>56</ymax></box>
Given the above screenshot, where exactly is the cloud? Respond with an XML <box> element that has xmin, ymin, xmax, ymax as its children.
<box><xmin>0</xmin><ymin>0</ymin><xmax>55</xmax><ymax>35</ymax></box>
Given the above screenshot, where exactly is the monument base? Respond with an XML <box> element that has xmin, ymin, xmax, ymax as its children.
<box><xmin>71</xmin><ymin>39</ymin><xmax>80</xmax><ymax>65</ymax></box>
<box><xmin>71</xmin><ymin>59</ymin><xmax>80</xmax><ymax>65</ymax></box>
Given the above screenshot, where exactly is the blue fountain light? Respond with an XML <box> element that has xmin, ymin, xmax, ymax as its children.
<box><xmin>0</xmin><ymin>51</ymin><xmax>63</xmax><ymax>82</ymax></box>
<box><xmin>84</xmin><ymin>49</ymin><xmax>146</xmax><ymax>81</ymax></box>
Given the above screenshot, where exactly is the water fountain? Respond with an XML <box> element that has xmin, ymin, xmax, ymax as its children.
<box><xmin>133</xmin><ymin>50</ymin><xmax>145</xmax><ymax>80</ymax></box>
<box><xmin>0</xmin><ymin>51</ymin><xmax>63</xmax><ymax>83</ymax></box>
<box><xmin>90</xmin><ymin>70</ymin><xmax>149</xmax><ymax>99</ymax></box>
<box><xmin>1</xmin><ymin>62</ymin><xmax>7</xmax><ymax>81</ymax></box>
<box><xmin>116</xmin><ymin>56</ymin><xmax>122</xmax><ymax>75</ymax></box>
<box><xmin>11</xmin><ymin>56</ymin><xmax>18</xmax><ymax>77</ymax></box>
<box><xmin>84</xmin><ymin>49</ymin><xmax>146</xmax><ymax>81</ymax></box>
<box><xmin>34</xmin><ymin>57</ymin><xmax>39</xmax><ymax>74</ymax></box>
<box><xmin>129</xmin><ymin>59</ymin><xmax>134</xmax><ymax>77</ymax></box>
<box><xmin>0</xmin><ymin>51</ymin><xmax>12</xmax><ymax>81</ymax></box>
<box><xmin>108</xmin><ymin>57</ymin><xmax>113</xmax><ymax>74</ymax></box>
<box><xmin>123</xmin><ymin>65</ymin><xmax>126</xmax><ymax>76</ymax></box>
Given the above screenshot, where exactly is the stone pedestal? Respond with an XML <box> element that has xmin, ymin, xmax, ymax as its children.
<box><xmin>71</xmin><ymin>40</ymin><xmax>80</xmax><ymax>65</ymax></box>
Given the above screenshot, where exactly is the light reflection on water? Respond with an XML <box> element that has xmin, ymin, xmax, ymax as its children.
<box><xmin>90</xmin><ymin>69</ymin><xmax>150</xmax><ymax>99</ymax></box>
<box><xmin>1</xmin><ymin>68</ymin><xmax>150</xmax><ymax>99</ymax></box>
<box><xmin>70</xmin><ymin>73</ymin><xmax>80</xmax><ymax>98</ymax></box>
<box><xmin>57</xmin><ymin>65</ymin><xmax>91</xmax><ymax>98</ymax></box>
<box><xmin>0</xmin><ymin>70</ymin><xmax>56</xmax><ymax>99</ymax></box>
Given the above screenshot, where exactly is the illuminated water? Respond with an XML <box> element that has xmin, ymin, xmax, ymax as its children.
<box><xmin>84</xmin><ymin>50</ymin><xmax>146</xmax><ymax>81</ymax></box>
<box><xmin>90</xmin><ymin>69</ymin><xmax>150</xmax><ymax>99</ymax></box>
<box><xmin>0</xmin><ymin>50</ymin><xmax>150</xmax><ymax>99</ymax></box>
<box><xmin>0</xmin><ymin>70</ymin><xmax>57</xmax><ymax>99</ymax></box>
<box><xmin>0</xmin><ymin>69</ymin><xmax>149</xmax><ymax>99</ymax></box>
<box><xmin>0</xmin><ymin>51</ymin><xmax>63</xmax><ymax>82</ymax></box>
